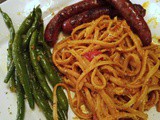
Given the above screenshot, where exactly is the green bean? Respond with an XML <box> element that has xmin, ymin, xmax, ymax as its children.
<box><xmin>22</xmin><ymin>7</ymin><xmax>41</xmax><ymax>50</ymax></box>
<box><xmin>38</xmin><ymin>20</ymin><xmax>61</xmax><ymax>75</ymax></box>
<box><xmin>29</xmin><ymin>30</ymin><xmax>52</xmax><ymax>101</ymax></box>
<box><xmin>37</xmin><ymin>21</ymin><xmax>68</xmax><ymax>118</ymax></box>
<box><xmin>33</xmin><ymin>85</ymin><xmax>53</xmax><ymax>120</ymax></box>
<box><xmin>37</xmin><ymin>49</ymin><xmax>68</xmax><ymax>111</ymax></box>
<box><xmin>57</xmin><ymin>106</ymin><xmax>68</xmax><ymax>120</ymax></box>
<box><xmin>37</xmin><ymin>48</ymin><xmax>60</xmax><ymax>86</ymax></box>
<box><xmin>38</xmin><ymin>23</ymin><xmax>60</xmax><ymax>74</ymax></box>
<box><xmin>15</xmin><ymin>71</ymin><xmax>25</xmax><ymax>120</ymax></box>
<box><xmin>24</xmin><ymin>51</ymin><xmax>53</xmax><ymax>120</ymax></box>
<box><xmin>4</xmin><ymin>8</ymin><xmax>37</xmax><ymax>89</ymax></box>
<box><xmin>4</xmin><ymin>61</ymin><xmax>14</xmax><ymax>83</ymax></box>
<box><xmin>0</xmin><ymin>9</ymin><xmax>15</xmax><ymax>62</ymax></box>
<box><xmin>30</xmin><ymin>30</ymin><xmax>67</xmax><ymax>120</ymax></box>
<box><xmin>38</xmin><ymin>24</ymin><xmax>52</xmax><ymax>62</ymax></box>
<box><xmin>17</xmin><ymin>11</ymin><xmax>35</xmax><ymax>34</ymax></box>
<box><xmin>12</xmin><ymin>10</ymin><xmax>35</xmax><ymax>109</ymax></box>
<box><xmin>0</xmin><ymin>8</ymin><xmax>16</xmax><ymax>91</ymax></box>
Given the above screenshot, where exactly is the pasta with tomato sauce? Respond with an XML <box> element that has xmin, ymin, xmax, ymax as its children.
<box><xmin>52</xmin><ymin>15</ymin><xmax>160</xmax><ymax>120</ymax></box>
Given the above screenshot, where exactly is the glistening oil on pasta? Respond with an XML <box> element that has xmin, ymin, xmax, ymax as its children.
<box><xmin>52</xmin><ymin>15</ymin><xmax>160</xmax><ymax>120</ymax></box>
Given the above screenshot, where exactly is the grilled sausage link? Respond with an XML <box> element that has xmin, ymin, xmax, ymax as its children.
<box><xmin>107</xmin><ymin>0</ymin><xmax>151</xmax><ymax>46</ymax></box>
<box><xmin>62</xmin><ymin>3</ymin><xmax>146</xmax><ymax>34</ymax></box>
<box><xmin>44</xmin><ymin>1</ymin><xmax>103</xmax><ymax>46</ymax></box>
<box><xmin>62</xmin><ymin>7</ymin><xmax>117</xmax><ymax>34</ymax></box>
<box><xmin>134</xmin><ymin>4</ymin><xmax>146</xmax><ymax>17</ymax></box>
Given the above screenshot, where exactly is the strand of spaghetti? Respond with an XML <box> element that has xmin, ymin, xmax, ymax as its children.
<box><xmin>76</xmin><ymin>60</ymin><xmax>118</xmax><ymax>91</ymax></box>
<box><xmin>142</xmin><ymin>44</ymin><xmax>158</xmax><ymax>50</ymax></box>
<box><xmin>85</xmin><ymin>23</ymin><xmax>96</xmax><ymax>39</ymax></box>
<box><xmin>130</xmin><ymin>50</ymin><xmax>148</xmax><ymax>85</ymax></box>
<box><xmin>155</xmin><ymin>70</ymin><xmax>160</xmax><ymax>78</ymax></box>
<box><xmin>77</xmin><ymin>29</ymin><xmax>86</xmax><ymax>40</ymax></box>
<box><xmin>121</xmin><ymin>93</ymin><xmax>139</xmax><ymax>108</ymax></box>
<box><xmin>123</xmin><ymin>54</ymin><xmax>141</xmax><ymax>76</ymax></box>
<box><xmin>96</xmin><ymin>68</ymin><xmax>107</xmax><ymax>88</ymax></box>
<box><xmin>81</xmin><ymin>27</ymin><xmax>100</xmax><ymax>54</ymax></box>
<box><xmin>124</xmin><ymin>21</ymin><xmax>143</xmax><ymax>54</ymax></box>
<box><xmin>81</xmin><ymin>27</ymin><xmax>99</xmax><ymax>55</ymax></box>
<box><xmin>103</xmin><ymin>27</ymin><xmax>124</xmax><ymax>43</ymax></box>
<box><xmin>69</xmin><ymin>49</ymin><xmax>87</xmax><ymax>69</ymax></box>
<box><xmin>72</xmin><ymin>62</ymin><xmax>85</xmax><ymax>73</ymax></box>
<box><xmin>81</xmin><ymin>43</ymin><xmax>94</xmax><ymax>55</ymax></box>
<box><xmin>126</xmin><ymin>108</ymin><xmax>148</xmax><ymax>120</ymax></box>
<box><xmin>53</xmin><ymin>45</ymin><xmax>69</xmax><ymax>64</ymax></box>
<box><xmin>83</xmin><ymin>87</ymin><xmax>95</xmax><ymax>113</ymax></box>
<box><xmin>114</xmin><ymin>66</ymin><xmax>127</xmax><ymax>76</ymax></box>
<box><xmin>70</xmin><ymin>45</ymin><xmax>87</xmax><ymax>51</ymax></box>
<box><xmin>148</xmin><ymin>85</ymin><xmax>160</xmax><ymax>93</ymax></box>
<box><xmin>144</xmin><ymin>52</ymin><xmax>159</xmax><ymax>84</ymax></box>
<box><xmin>56</xmin><ymin>55</ymin><xmax>73</xmax><ymax>65</ymax></box>
<box><xmin>85</xmin><ymin>16</ymin><xmax>110</xmax><ymax>39</ymax></box>
<box><xmin>99</xmin><ymin>20</ymin><xmax>113</xmax><ymax>40</ymax></box>
<box><xmin>94</xmin><ymin>27</ymin><xmax>99</xmax><ymax>40</ymax></box>
<box><xmin>116</xmin><ymin>46</ymin><xmax>136</xmax><ymax>52</ymax></box>
<box><xmin>100</xmin><ymin>17</ymin><xmax>122</xmax><ymax>41</ymax></box>
<box><xmin>95</xmin><ymin>94</ymin><xmax>103</xmax><ymax>119</ymax></box>
<box><xmin>109</xmin><ymin>76</ymin><xmax>125</xmax><ymax>87</ymax></box>
<box><xmin>103</xmin><ymin>27</ymin><xmax>124</xmax><ymax>42</ymax></box>
<box><xmin>53</xmin><ymin>38</ymin><xmax>70</xmax><ymax>51</ymax></box>
<box><xmin>63</xmin><ymin>77</ymin><xmax>76</xmax><ymax>89</ymax></box>
<box><xmin>57</xmin><ymin>66</ymin><xmax>80</xmax><ymax>78</ymax></box>
<box><xmin>101</xmin><ymin>65</ymin><xmax>118</xmax><ymax>78</ymax></box>
<box><xmin>99</xmin><ymin>90</ymin><xmax>118</xmax><ymax>115</ymax></box>
<box><xmin>91</xmin><ymin>67</ymin><xmax>107</xmax><ymax>90</ymax></box>
<box><xmin>126</xmin><ymin>83</ymin><xmax>143</xmax><ymax>89</ymax></box>
<box><xmin>84</xmin><ymin>83</ymin><xmax>95</xmax><ymax>91</ymax></box>
<box><xmin>145</xmin><ymin>91</ymin><xmax>159</xmax><ymax>110</ymax></box>
<box><xmin>77</xmin><ymin>77</ymin><xmax>87</xmax><ymax>91</ymax></box>
<box><xmin>75</xmin><ymin>60</ymin><xmax>117</xmax><ymax>108</ymax></box>
<box><xmin>71</xmin><ymin>23</ymin><xmax>91</xmax><ymax>39</ymax></box>
<box><xmin>61</xmin><ymin>50</ymin><xmax>69</xmax><ymax>59</ymax></box>
<box><xmin>133</xmin><ymin>85</ymin><xmax>148</xmax><ymax>109</ymax></box>
<box><xmin>53</xmin><ymin>85</ymin><xmax>58</xmax><ymax>120</ymax></box>
<box><xmin>125</xmin><ymin>36</ymin><xmax>133</xmax><ymax>47</ymax></box>
<box><xmin>99</xmin><ymin>23</ymin><xmax>108</xmax><ymax>31</ymax></box>
<box><xmin>101</xmin><ymin>99</ymin><xmax>112</xmax><ymax>119</ymax></box>
<box><xmin>114</xmin><ymin>112</ymin><xmax>137</xmax><ymax>120</ymax></box>
<box><xmin>53</xmin><ymin>83</ymin><xmax>92</xmax><ymax>119</ymax></box>
<box><xmin>139</xmin><ymin>96</ymin><xmax>146</xmax><ymax>112</ymax></box>
<box><xmin>69</xmin><ymin>33</ymin><xmax>128</xmax><ymax>48</ymax></box>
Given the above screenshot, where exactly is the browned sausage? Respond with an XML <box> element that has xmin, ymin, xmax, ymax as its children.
<box><xmin>44</xmin><ymin>1</ymin><xmax>103</xmax><ymax>46</ymax></box>
<box><xmin>107</xmin><ymin>0</ymin><xmax>151</xmax><ymax>46</ymax></box>
<box><xmin>134</xmin><ymin>4</ymin><xmax>146</xmax><ymax>17</ymax></box>
<box><xmin>84</xmin><ymin>0</ymin><xmax>146</xmax><ymax>17</ymax></box>
<box><xmin>62</xmin><ymin>7</ymin><xmax>118</xmax><ymax>34</ymax></box>
<box><xmin>62</xmin><ymin>4</ymin><xmax>146</xmax><ymax>34</ymax></box>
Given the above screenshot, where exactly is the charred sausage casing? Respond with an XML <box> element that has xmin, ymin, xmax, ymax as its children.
<box><xmin>107</xmin><ymin>0</ymin><xmax>151</xmax><ymax>46</ymax></box>
<box><xmin>62</xmin><ymin>7</ymin><xmax>118</xmax><ymax>34</ymax></box>
<box><xmin>44</xmin><ymin>1</ymin><xmax>102</xmax><ymax>46</ymax></box>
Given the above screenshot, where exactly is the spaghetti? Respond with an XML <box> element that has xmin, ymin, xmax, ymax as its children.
<box><xmin>52</xmin><ymin>15</ymin><xmax>160</xmax><ymax>120</ymax></box>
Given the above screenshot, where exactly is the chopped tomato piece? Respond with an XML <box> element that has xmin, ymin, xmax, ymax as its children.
<box><xmin>83</xmin><ymin>50</ymin><xmax>102</xmax><ymax>62</ymax></box>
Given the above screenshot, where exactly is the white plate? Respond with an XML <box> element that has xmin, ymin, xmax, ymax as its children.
<box><xmin>0</xmin><ymin>0</ymin><xmax>160</xmax><ymax>120</ymax></box>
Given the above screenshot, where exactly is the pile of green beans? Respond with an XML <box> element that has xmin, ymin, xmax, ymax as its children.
<box><xmin>1</xmin><ymin>6</ymin><xmax>68</xmax><ymax>120</ymax></box>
